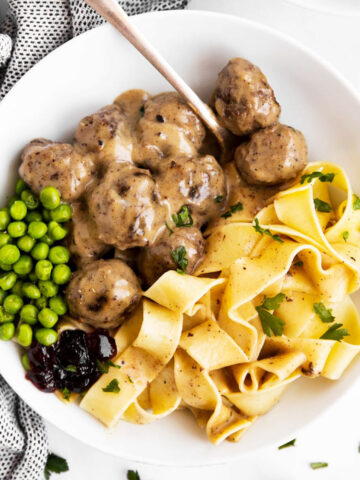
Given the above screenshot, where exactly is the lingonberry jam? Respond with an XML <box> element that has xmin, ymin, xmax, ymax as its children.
<box><xmin>26</xmin><ymin>329</ymin><xmax>117</xmax><ymax>393</ymax></box>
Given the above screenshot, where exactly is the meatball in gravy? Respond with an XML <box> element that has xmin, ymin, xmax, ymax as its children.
<box><xmin>66</xmin><ymin>259</ymin><xmax>141</xmax><ymax>329</ymax></box>
<box><xmin>138</xmin><ymin>227</ymin><xmax>205</xmax><ymax>286</ymax></box>
<box><xmin>20</xmin><ymin>139</ymin><xmax>95</xmax><ymax>202</ymax></box>
<box><xmin>88</xmin><ymin>162</ymin><xmax>164</xmax><ymax>250</ymax></box>
<box><xmin>211</xmin><ymin>58</ymin><xmax>280</xmax><ymax>136</ymax></box>
<box><xmin>235</xmin><ymin>124</ymin><xmax>308</xmax><ymax>185</ymax></box>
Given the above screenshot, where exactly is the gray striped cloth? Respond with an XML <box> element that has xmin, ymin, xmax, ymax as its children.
<box><xmin>0</xmin><ymin>1</ymin><xmax>188</xmax><ymax>479</ymax></box>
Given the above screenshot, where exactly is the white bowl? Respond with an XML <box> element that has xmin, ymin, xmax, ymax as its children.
<box><xmin>1</xmin><ymin>10</ymin><xmax>360</xmax><ymax>466</ymax></box>
<box><xmin>284</xmin><ymin>0</ymin><xmax>360</xmax><ymax>16</ymax></box>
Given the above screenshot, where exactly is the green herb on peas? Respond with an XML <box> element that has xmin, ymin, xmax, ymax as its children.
<box><xmin>102</xmin><ymin>379</ymin><xmax>121</xmax><ymax>393</ymax></box>
<box><xmin>172</xmin><ymin>205</ymin><xmax>193</xmax><ymax>228</ymax></box>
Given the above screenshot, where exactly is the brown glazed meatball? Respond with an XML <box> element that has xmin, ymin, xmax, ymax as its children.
<box><xmin>65</xmin><ymin>259</ymin><xmax>142</xmax><ymax>329</ymax></box>
<box><xmin>65</xmin><ymin>200</ymin><xmax>109</xmax><ymax>267</ymax></box>
<box><xmin>156</xmin><ymin>155</ymin><xmax>226</xmax><ymax>227</ymax></box>
<box><xmin>138</xmin><ymin>227</ymin><xmax>205</xmax><ymax>286</ymax></box>
<box><xmin>211</xmin><ymin>58</ymin><xmax>280</xmax><ymax>136</ymax></box>
<box><xmin>74</xmin><ymin>104</ymin><xmax>133</xmax><ymax>163</ymax></box>
<box><xmin>134</xmin><ymin>92</ymin><xmax>206</xmax><ymax>171</ymax></box>
<box><xmin>88</xmin><ymin>162</ymin><xmax>165</xmax><ymax>250</ymax></box>
<box><xmin>19</xmin><ymin>139</ymin><xmax>95</xmax><ymax>202</ymax></box>
<box><xmin>235</xmin><ymin>124</ymin><xmax>308</xmax><ymax>185</ymax></box>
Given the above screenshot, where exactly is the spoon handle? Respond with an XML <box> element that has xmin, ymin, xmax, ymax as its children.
<box><xmin>84</xmin><ymin>0</ymin><xmax>227</xmax><ymax>142</ymax></box>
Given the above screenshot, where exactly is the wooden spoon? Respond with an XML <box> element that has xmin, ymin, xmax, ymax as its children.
<box><xmin>84</xmin><ymin>0</ymin><xmax>235</xmax><ymax>160</ymax></box>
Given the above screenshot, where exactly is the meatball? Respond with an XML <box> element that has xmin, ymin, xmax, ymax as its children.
<box><xmin>88</xmin><ymin>162</ymin><xmax>165</xmax><ymax>250</ymax></box>
<box><xmin>134</xmin><ymin>92</ymin><xmax>206</xmax><ymax>171</ymax></box>
<box><xmin>19</xmin><ymin>139</ymin><xmax>95</xmax><ymax>202</ymax></box>
<box><xmin>235</xmin><ymin>124</ymin><xmax>308</xmax><ymax>185</ymax></box>
<box><xmin>74</xmin><ymin>104</ymin><xmax>133</xmax><ymax>163</ymax></box>
<box><xmin>156</xmin><ymin>155</ymin><xmax>226</xmax><ymax>227</ymax></box>
<box><xmin>211</xmin><ymin>58</ymin><xmax>280</xmax><ymax>136</ymax></box>
<box><xmin>65</xmin><ymin>200</ymin><xmax>109</xmax><ymax>267</ymax></box>
<box><xmin>138</xmin><ymin>227</ymin><xmax>205</xmax><ymax>286</ymax></box>
<box><xmin>65</xmin><ymin>259</ymin><xmax>142</xmax><ymax>329</ymax></box>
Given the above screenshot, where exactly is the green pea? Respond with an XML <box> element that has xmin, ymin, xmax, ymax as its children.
<box><xmin>38</xmin><ymin>280</ymin><xmax>58</xmax><ymax>298</ymax></box>
<box><xmin>52</xmin><ymin>264</ymin><xmax>71</xmax><ymax>285</ymax></box>
<box><xmin>25</xmin><ymin>211</ymin><xmax>42</xmax><ymax>223</ymax></box>
<box><xmin>0</xmin><ymin>263</ymin><xmax>12</xmax><ymax>272</ymax></box>
<box><xmin>28</xmin><ymin>221</ymin><xmax>47</xmax><ymax>239</ymax></box>
<box><xmin>35</xmin><ymin>260</ymin><xmax>53</xmax><ymax>281</ymax></box>
<box><xmin>31</xmin><ymin>242</ymin><xmax>49</xmax><ymax>261</ymax></box>
<box><xmin>0</xmin><ymin>288</ymin><xmax>6</xmax><ymax>304</ymax></box>
<box><xmin>11</xmin><ymin>280</ymin><xmax>24</xmax><ymax>297</ymax></box>
<box><xmin>40</xmin><ymin>187</ymin><xmax>61</xmax><ymax>210</ymax></box>
<box><xmin>39</xmin><ymin>234</ymin><xmax>54</xmax><ymax>246</ymax></box>
<box><xmin>20</xmin><ymin>304</ymin><xmax>38</xmax><ymax>325</ymax></box>
<box><xmin>22</xmin><ymin>282</ymin><xmax>41</xmax><ymax>299</ymax></box>
<box><xmin>21</xmin><ymin>190</ymin><xmax>39</xmax><ymax>210</ymax></box>
<box><xmin>49</xmin><ymin>296</ymin><xmax>67</xmax><ymax>316</ymax></box>
<box><xmin>48</xmin><ymin>221</ymin><xmax>67</xmax><ymax>241</ymax></box>
<box><xmin>0</xmin><ymin>306</ymin><xmax>15</xmax><ymax>323</ymax></box>
<box><xmin>0</xmin><ymin>233</ymin><xmax>12</xmax><ymax>248</ymax></box>
<box><xmin>8</xmin><ymin>221</ymin><xmax>27</xmax><ymax>238</ymax></box>
<box><xmin>7</xmin><ymin>195</ymin><xmax>19</xmax><ymax>208</ymax></box>
<box><xmin>4</xmin><ymin>294</ymin><xmax>23</xmax><ymax>314</ymax></box>
<box><xmin>9</xmin><ymin>200</ymin><xmax>27</xmax><ymax>221</ymax></box>
<box><xmin>35</xmin><ymin>328</ymin><xmax>58</xmax><ymax>346</ymax></box>
<box><xmin>0</xmin><ymin>208</ymin><xmax>10</xmax><ymax>230</ymax></box>
<box><xmin>0</xmin><ymin>244</ymin><xmax>20</xmax><ymax>264</ymax></box>
<box><xmin>13</xmin><ymin>255</ymin><xmax>33</xmax><ymax>276</ymax></box>
<box><xmin>17</xmin><ymin>235</ymin><xmax>36</xmax><ymax>253</ymax></box>
<box><xmin>28</xmin><ymin>272</ymin><xmax>37</xmax><ymax>283</ymax></box>
<box><xmin>17</xmin><ymin>323</ymin><xmax>33</xmax><ymax>347</ymax></box>
<box><xmin>21</xmin><ymin>353</ymin><xmax>31</xmax><ymax>371</ymax></box>
<box><xmin>38</xmin><ymin>308</ymin><xmax>58</xmax><ymax>328</ymax></box>
<box><xmin>42</xmin><ymin>209</ymin><xmax>52</xmax><ymax>222</ymax></box>
<box><xmin>0</xmin><ymin>272</ymin><xmax>17</xmax><ymax>291</ymax></box>
<box><xmin>50</xmin><ymin>204</ymin><xmax>72</xmax><ymax>223</ymax></box>
<box><xmin>0</xmin><ymin>322</ymin><xmax>15</xmax><ymax>341</ymax></box>
<box><xmin>35</xmin><ymin>296</ymin><xmax>47</xmax><ymax>309</ymax></box>
<box><xmin>16</xmin><ymin>179</ymin><xmax>28</xmax><ymax>196</ymax></box>
<box><xmin>48</xmin><ymin>246</ymin><xmax>70</xmax><ymax>265</ymax></box>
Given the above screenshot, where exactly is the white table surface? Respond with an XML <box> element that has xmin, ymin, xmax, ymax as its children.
<box><xmin>46</xmin><ymin>1</ymin><xmax>360</xmax><ymax>478</ymax></box>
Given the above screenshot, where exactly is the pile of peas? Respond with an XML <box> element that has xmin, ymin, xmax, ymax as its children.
<box><xmin>0</xmin><ymin>180</ymin><xmax>72</xmax><ymax>352</ymax></box>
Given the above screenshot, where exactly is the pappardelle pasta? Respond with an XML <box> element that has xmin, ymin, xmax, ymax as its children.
<box><xmin>80</xmin><ymin>162</ymin><xmax>360</xmax><ymax>444</ymax></box>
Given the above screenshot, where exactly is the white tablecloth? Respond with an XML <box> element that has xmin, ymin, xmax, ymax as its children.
<box><xmin>47</xmin><ymin>1</ymin><xmax>360</xmax><ymax>478</ymax></box>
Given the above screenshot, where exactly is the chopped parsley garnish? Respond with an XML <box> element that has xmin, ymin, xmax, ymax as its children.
<box><xmin>96</xmin><ymin>359</ymin><xmax>121</xmax><ymax>374</ymax></box>
<box><xmin>65</xmin><ymin>365</ymin><xmax>77</xmax><ymax>372</ymax></box>
<box><xmin>278</xmin><ymin>438</ymin><xmax>296</xmax><ymax>450</ymax></box>
<box><xmin>253</xmin><ymin>218</ymin><xmax>284</xmax><ymax>243</ymax></box>
<box><xmin>172</xmin><ymin>205</ymin><xmax>193</xmax><ymax>228</ymax></box>
<box><xmin>165</xmin><ymin>221</ymin><xmax>174</xmax><ymax>235</ymax></box>
<box><xmin>215</xmin><ymin>195</ymin><xmax>224</xmax><ymax>203</ymax></box>
<box><xmin>313</xmin><ymin>302</ymin><xmax>335</xmax><ymax>323</ymax></box>
<box><xmin>301</xmin><ymin>171</ymin><xmax>335</xmax><ymax>184</ymax></box>
<box><xmin>171</xmin><ymin>246</ymin><xmax>188</xmax><ymax>273</ymax></box>
<box><xmin>343</xmin><ymin>231</ymin><xmax>349</xmax><ymax>242</ymax></box>
<box><xmin>353</xmin><ymin>194</ymin><xmax>360</xmax><ymax>210</ymax></box>
<box><xmin>310</xmin><ymin>462</ymin><xmax>328</xmax><ymax>470</ymax></box>
<box><xmin>294</xmin><ymin>261</ymin><xmax>304</xmax><ymax>267</ymax></box>
<box><xmin>221</xmin><ymin>202</ymin><xmax>243</xmax><ymax>219</ymax></box>
<box><xmin>320</xmin><ymin>323</ymin><xmax>349</xmax><ymax>341</ymax></box>
<box><xmin>256</xmin><ymin>293</ymin><xmax>286</xmax><ymax>337</ymax></box>
<box><xmin>62</xmin><ymin>387</ymin><xmax>71</xmax><ymax>401</ymax></box>
<box><xmin>102</xmin><ymin>379</ymin><xmax>120</xmax><ymax>393</ymax></box>
<box><xmin>314</xmin><ymin>198</ymin><xmax>331</xmax><ymax>212</ymax></box>
<box><xmin>139</xmin><ymin>105</ymin><xmax>145</xmax><ymax>117</ymax></box>
<box><xmin>44</xmin><ymin>453</ymin><xmax>69</xmax><ymax>479</ymax></box>
<box><xmin>127</xmin><ymin>471</ymin><xmax>140</xmax><ymax>480</ymax></box>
